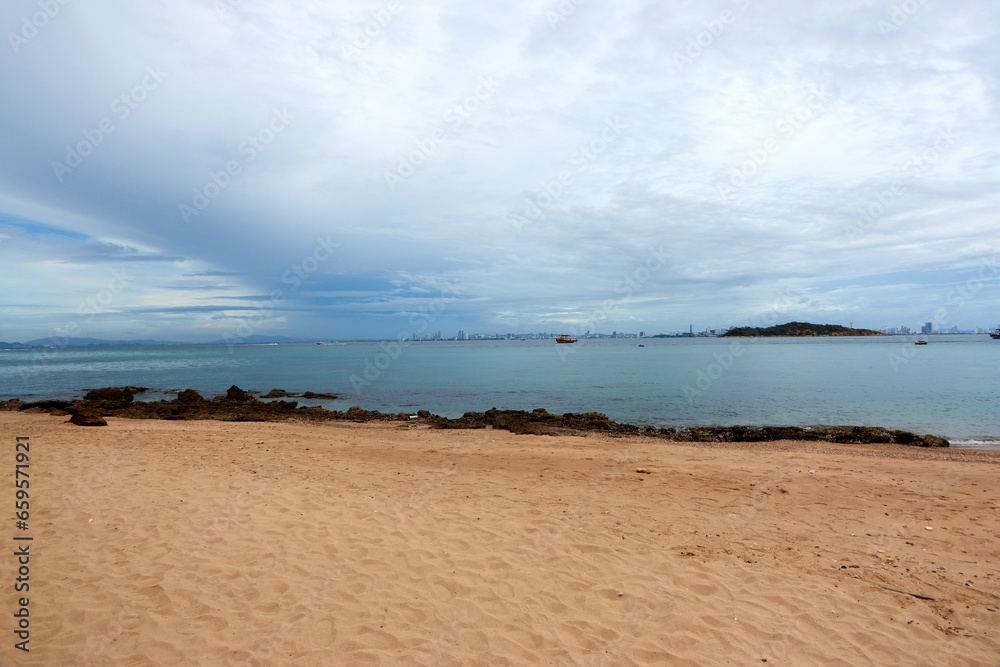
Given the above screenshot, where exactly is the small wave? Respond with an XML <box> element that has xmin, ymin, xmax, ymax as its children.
<box><xmin>949</xmin><ymin>438</ymin><xmax>1000</xmax><ymax>450</ymax></box>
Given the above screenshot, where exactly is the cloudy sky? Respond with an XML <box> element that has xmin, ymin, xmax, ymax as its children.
<box><xmin>1</xmin><ymin>0</ymin><xmax>998</xmax><ymax>342</ymax></box>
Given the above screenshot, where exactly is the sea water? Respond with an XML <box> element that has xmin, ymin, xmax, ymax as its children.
<box><xmin>1</xmin><ymin>335</ymin><xmax>997</xmax><ymax>445</ymax></box>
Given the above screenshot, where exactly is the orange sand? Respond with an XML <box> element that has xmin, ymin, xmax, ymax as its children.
<box><xmin>0</xmin><ymin>411</ymin><xmax>998</xmax><ymax>666</ymax></box>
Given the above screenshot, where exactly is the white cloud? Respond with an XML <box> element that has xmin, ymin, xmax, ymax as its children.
<box><xmin>1</xmin><ymin>0</ymin><xmax>999</xmax><ymax>341</ymax></box>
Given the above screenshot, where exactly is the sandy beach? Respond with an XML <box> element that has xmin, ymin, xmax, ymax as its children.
<box><xmin>1</xmin><ymin>411</ymin><xmax>997</xmax><ymax>666</ymax></box>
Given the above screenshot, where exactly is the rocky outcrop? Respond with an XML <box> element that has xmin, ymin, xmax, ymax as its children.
<box><xmin>17</xmin><ymin>400</ymin><xmax>73</xmax><ymax>414</ymax></box>
<box><xmin>658</xmin><ymin>425</ymin><xmax>949</xmax><ymax>447</ymax></box>
<box><xmin>82</xmin><ymin>387</ymin><xmax>135</xmax><ymax>411</ymax></box>
<box><xmin>225</xmin><ymin>385</ymin><xmax>253</xmax><ymax>402</ymax></box>
<box><xmin>264</xmin><ymin>389</ymin><xmax>296</xmax><ymax>398</ymax></box>
<box><xmin>4</xmin><ymin>387</ymin><xmax>950</xmax><ymax>447</ymax></box>
<box><xmin>263</xmin><ymin>389</ymin><xmax>338</xmax><ymax>399</ymax></box>
<box><xmin>426</xmin><ymin>410</ymin><xmax>948</xmax><ymax>446</ymax></box>
<box><xmin>176</xmin><ymin>389</ymin><xmax>206</xmax><ymax>405</ymax></box>
<box><xmin>69</xmin><ymin>411</ymin><xmax>107</xmax><ymax>426</ymax></box>
<box><xmin>429</xmin><ymin>408</ymin><xmax>642</xmax><ymax>436</ymax></box>
<box><xmin>61</xmin><ymin>385</ymin><xmax>347</xmax><ymax>423</ymax></box>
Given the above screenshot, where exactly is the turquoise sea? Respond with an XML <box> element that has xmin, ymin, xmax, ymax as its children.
<box><xmin>2</xmin><ymin>335</ymin><xmax>998</xmax><ymax>446</ymax></box>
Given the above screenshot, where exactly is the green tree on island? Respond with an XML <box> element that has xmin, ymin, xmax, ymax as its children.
<box><xmin>722</xmin><ymin>322</ymin><xmax>883</xmax><ymax>337</ymax></box>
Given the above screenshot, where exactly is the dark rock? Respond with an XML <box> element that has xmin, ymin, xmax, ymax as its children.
<box><xmin>225</xmin><ymin>385</ymin><xmax>252</xmax><ymax>401</ymax></box>
<box><xmin>18</xmin><ymin>400</ymin><xmax>73</xmax><ymax>413</ymax></box>
<box><xmin>84</xmin><ymin>387</ymin><xmax>134</xmax><ymax>402</ymax></box>
<box><xmin>301</xmin><ymin>391</ymin><xmax>337</xmax><ymax>399</ymax></box>
<box><xmin>264</xmin><ymin>389</ymin><xmax>298</xmax><ymax>398</ymax></box>
<box><xmin>431</xmin><ymin>408</ymin><xmax>640</xmax><ymax>436</ymax></box>
<box><xmin>70</xmin><ymin>411</ymin><xmax>107</xmax><ymax>426</ymax></box>
<box><xmin>664</xmin><ymin>425</ymin><xmax>949</xmax><ymax>447</ymax></box>
<box><xmin>82</xmin><ymin>387</ymin><xmax>134</xmax><ymax>411</ymax></box>
<box><xmin>888</xmin><ymin>430</ymin><xmax>916</xmax><ymax>445</ymax></box>
<box><xmin>341</xmin><ymin>406</ymin><xmax>387</xmax><ymax>422</ymax></box>
<box><xmin>152</xmin><ymin>404</ymin><xmax>182</xmax><ymax>420</ymax></box>
<box><xmin>0</xmin><ymin>399</ymin><xmax>25</xmax><ymax>411</ymax></box>
<box><xmin>176</xmin><ymin>389</ymin><xmax>205</xmax><ymax>404</ymax></box>
<box><xmin>0</xmin><ymin>389</ymin><xmax>953</xmax><ymax>447</ymax></box>
<box><xmin>425</xmin><ymin>413</ymin><xmax>950</xmax><ymax>446</ymax></box>
<box><xmin>918</xmin><ymin>435</ymin><xmax>949</xmax><ymax>448</ymax></box>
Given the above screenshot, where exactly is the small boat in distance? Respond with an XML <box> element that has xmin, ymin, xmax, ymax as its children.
<box><xmin>991</xmin><ymin>328</ymin><xmax>1000</xmax><ymax>340</ymax></box>
<box><xmin>556</xmin><ymin>335</ymin><xmax>577</xmax><ymax>344</ymax></box>
<box><xmin>915</xmin><ymin>340</ymin><xmax>928</xmax><ymax>345</ymax></box>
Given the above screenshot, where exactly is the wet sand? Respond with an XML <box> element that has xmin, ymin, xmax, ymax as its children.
<box><xmin>1</xmin><ymin>411</ymin><xmax>997</xmax><ymax>666</ymax></box>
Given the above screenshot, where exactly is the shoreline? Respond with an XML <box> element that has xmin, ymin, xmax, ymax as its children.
<box><xmin>1</xmin><ymin>411</ymin><xmax>997</xmax><ymax>664</ymax></box>
<box><xmin>1</xmin><ymin>384</ymin><xmax>959</xmax><ymax>448</ymax></box>
<box><xmin>4</xmin><ymin>335</ymin><xmax>998</xmax><ymax>444</ymax></box>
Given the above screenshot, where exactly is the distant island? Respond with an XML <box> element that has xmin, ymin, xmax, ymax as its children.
<box><xmin>722</xmin><ymin>322</ymin><xmax>884</xmax><ymax>337</ymax></box>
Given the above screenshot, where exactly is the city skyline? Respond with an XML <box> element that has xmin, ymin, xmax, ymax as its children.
<box><xmin>5</xmin><ymin>319</ymin><xmax>998</xmax><ymax>348</ymax></box>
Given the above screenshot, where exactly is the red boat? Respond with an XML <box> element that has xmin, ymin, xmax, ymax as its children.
<box><xmin>556</xmin><ymin>334</ymin><xmax>577</xmax><ymax>344</ymax></box>
<box><xmin>991</xmin><ymin>328</ymin><xmax>1000</xmax><ymax>340</ymax></box>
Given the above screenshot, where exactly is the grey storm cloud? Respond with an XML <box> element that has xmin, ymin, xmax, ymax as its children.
<box><xmin>1</xmin><ymin>0</ymin><xmax>998</xmax><ymax>342</ymax></box>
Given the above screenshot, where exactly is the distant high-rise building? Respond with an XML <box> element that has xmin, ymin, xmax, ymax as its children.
<box><xmin>922</xmin><ymin>322</ymin><xmax>932</xmax><ymax>335</ymax></box>
<box><xmin>457</xmin><ymin>330</ymin><xmax>467</xmax><ymax>340</ymax></box>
